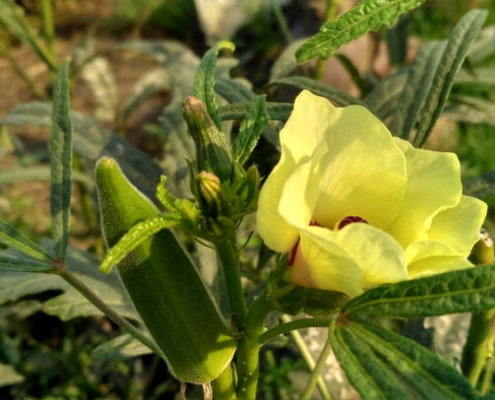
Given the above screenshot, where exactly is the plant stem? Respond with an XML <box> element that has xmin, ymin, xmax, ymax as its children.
<box><xmin>212</xmin><ymin>365</ymin><xmax>238</xmax><ymax>400</ymax></box>
<box><xmin>270</xmin><ymin>0</ymin><xmax>292</xmax><ymax>44</ymax></box>
<box><xmin>215</xmin><ymin>235</ymin><xmax>248</xmax><ymax>330</ymax></box>
<box><xmin>481</xmin><ymin>357</ymin><xmax>495</xmax><ymax>395</ymax></box>
<box><xmin>461</xmin><ymin>309</ymin><xmax>495</xmax><ymax>386</ymax></box>
<box><xmin>314</xmin><ymin>0</ymin><xmax>343</xmax><ymax>81</ymax></box>
<box><xmin>236</xmin><ymin>293</ymin><xmax>273</xmax><ymax>400</ymax></box>
<box><xmin>301</xmin><ymin>339</ymin><xmax>332</xmax><ymax>400</ymax></box>
<box><xmin>54</xmin><ymin>268</ymin><xmax>163</xmax><ymax>357</ymax></box>
<box><xmin>284</xmin><ymin>316</ymin><xmax>332</xmax><ymax>400</ymax></box>
<box><xmin>41</xmin><ymin>0</ymin><xmax>55</xmax><ymax>60</ymax></box>
<box><xmin>258</xmin><ymin>317</ymin><xmax>333</xmax><ymax>344</ymax></box>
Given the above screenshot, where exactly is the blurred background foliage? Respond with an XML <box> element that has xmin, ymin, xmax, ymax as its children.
<box><xmin>0</xmin><ymin>0</ymin><xmax>495</xmax><ymax>398</ymax></box>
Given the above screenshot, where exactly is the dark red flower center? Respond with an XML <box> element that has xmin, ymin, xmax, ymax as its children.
<box><xmin>337</xmin><ymin>215</ymin><xmax>368</xmax><ymax>230</ymax></box>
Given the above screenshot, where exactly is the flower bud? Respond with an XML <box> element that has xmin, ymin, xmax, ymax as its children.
<box><xmin>183</xmin><ymin>97</ymin><xmax>233</xmax><ymax>181</ymax></box>
<box><xmin>471</xmin><ymin>229</ymin><xmax>494</xmax><ymax>265</ymax></box>
<box><xmin>197</xmin><ymin>171</ymin><xmax>229</xmax><ymax>219</ymax></box>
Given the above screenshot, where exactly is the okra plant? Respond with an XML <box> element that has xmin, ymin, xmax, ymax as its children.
<box><xmin>2</xmin><ymin>1</ymin><xmax>495</xmax><ymax>399</ymax></box>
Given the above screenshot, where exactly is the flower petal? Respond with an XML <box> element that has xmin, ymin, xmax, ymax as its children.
<box><xmin>291</xmin><ymin>223</ymin><xmax>407</xmax><ymax>297</ymax></box>
<box><xmin>279</xmin><ymin>90</ymin><xmax>337</xmax><ymax>164</ymax></box>
<box><xmin>386</xmin><ymin>139</ymin><xmax>462</xmax><ymax>247</ymax></box>
<box><xmin>256</xmin><ymin>149</ymin><xmax>300</xmax><ymax>252</ymax></box>
<box><xmin>427</xmin><ymin>195</ymin><xmax>487</xmax><ymax>255</ymax></box>
<box><xmin>405</xmin><ymin>195</ymin><xmax>486</xmax><ymax>278</ymax></box>
<box><xmin>311</xmin><ymin>104</ymin><xmax>408</xmax><ymax>229</ymax></box>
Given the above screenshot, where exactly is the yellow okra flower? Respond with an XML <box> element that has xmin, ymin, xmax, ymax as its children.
<box><xmin>257</xmin><ymin>90</ymin><xmax>487</xmax><ymax>298</ymax></box>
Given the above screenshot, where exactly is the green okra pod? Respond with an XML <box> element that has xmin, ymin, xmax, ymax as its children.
<box><xmin>95</xmin><ymin>157</ymin><xmax>236</xmax><ymax>383</ymax></box>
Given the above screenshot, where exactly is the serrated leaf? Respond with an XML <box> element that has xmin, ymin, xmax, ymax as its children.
<box><xmin>0</xmin><ymin>364</ymin><xmax>24</xmax><ymax>386</ymax></box>
<box><xmin>194</xmin><ymin>41</ymin><xmax>235</xmax><ymax>129</ymax></box>
<box><xmin>413</xmin><ymin>9</ymin><xmax>488</xmax><ymax>148</ymax></box>
<box><xmin>219</xmin><ymin>102</ymin><xmax>293</xmax><ymax>121</ymax></box>
<box><xmin>390</xmin><ymin>41</ymin><xmax>446</xmax><ymax>139</ymax></box>
<box><xmin>100</xmin><ymin>215</ymin><xmax>180</xmax><ymax>274</ymax></box>
<box><xmin>364</xmin><ymin>69</ymin><xmax>408</xmax><ymax>120</ymax></box>
<box><xmin>91</xmin><ymin>334</ymin><xmax>153</xmax><ymax>361</ymax></box>
<box><xmin>50</xmin><ymin>60</ymin><xmax>73</xmax><ymax>261</ymax></box>
<box><xmin>0</xmin><ymin>219</ymin><xmax>52</xmax><ymax>261</ymax></box>
<box><xmin>232</xmin><ymin>95</ymin><xmax>269</xmax><ymax>165</ymax></box>
<box><xmin>0</xmin><ymin>102</ymin><xmax>162</xmax><ymax>200</ymax></box>
<box><xmin>0</xmin><ymin>0</ymin><xmax>57</xmax><ymax>70</ymax></box>
<box><xmin>349</xmin><ymin>321</ymin><xmax>478</xmax><ymax>400</ymax></box>
<box><xmin>343</xmin><ymin>265</ymin><xmax>495</xmax><ymax>318</ymax></box>
<box><xmin>329</xmin><ymin>320</ymin><xmax>413</xmax><ymax>400</ymax></box>
<box><xmin>0</xmin><ymin>242</ymin><xmax>139</xmax><ymax>322</ymax></box>
<box><xmin>0</xmin><ymin>253</ymin><xmax>54</xmax><ymax>272</ymax></box>
<box><xmin>296</xmin><ymin>0</ymin><xmax>427</xmax><ymax>62</ymax></box>
<box><xmin>463</xmin><ymin>170</ymin><xmax>495</xmax><ymax>199</ymax></box>
<box><xmin>269</xmin><ymin>76</ymin><xmax>367</xmax><ymax>107</ymax></box>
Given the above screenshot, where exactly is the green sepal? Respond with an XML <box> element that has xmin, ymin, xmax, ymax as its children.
<box><xmin>95</xmin><ymin>157</ymin><xmax>236</xmax><ymax>384</ymax></box>
<box><xmin>267</xmin><ymin>259</ymin><xmax>347</xmax><ymax>316</ymax></box>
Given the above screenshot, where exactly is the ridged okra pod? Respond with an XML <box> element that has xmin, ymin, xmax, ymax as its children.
<box><xmin>95</xmin><ymin>157</ymin><xmax>236</xmax><ymax>383</ymax></box>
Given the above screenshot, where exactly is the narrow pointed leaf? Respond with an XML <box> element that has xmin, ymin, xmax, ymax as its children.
<box><xmin>350</xmin><ymin>321</ymin><xmax>478</xmax><ymax>400</ymax></box>
<box><xmin>464</xmin><ymin>170</ymin><xmax>495</xmax><ymax>199</ymax></box>
<box><xmin>364</xmin><ymin>69</ymin><xmax>408</xmax><ymax>120</ymax></box>
<box><xmin>296</xmin><ymin>0</ymin><xmax>427</xmax><ymax>62</ymax></box>
<box><xmin>329</xmin><ymin>320</ymin><xmax>413</xmax><ymax>400</ymax></box>
<box><xmin>232</xmin><ymin>95</ymin><xmax>269</xmax><ymax>165</ymax></box>
<box><xmin>0</xmin><ymin>219</ymin><xmax>52</xmax><ymax>261</ymax></box>
<box><xmin>390</xmin><ymin>41</ymin><xmax>446</xmax><ymax>139</ymax></box>
<box><xmin>194</xmin><ymin>41</ymin><xmax>235</xmax><ymax>129</ymax></box>
<box><xmin>49</xmin><ymin>59</ymin><xmax>73</xmax><ymax>261</ymax></box>
<box><xmin>100</xmin><ymin>215</ymin><xmax>180</xmax><ymax>274</ymax></box>
<box><xmin>342</xmin><ymin>265</ymin><xmax>495</xmax><ymax>318</ymax></box>
<box><xmin>0</xmin><ymin>253</ymin><xmax>54</xmax><ymax>272</ymax></box>
<box><xmin>215</xmin><ymin>78</ymin><xmax>255</xmax><ymax>103</ymax></box>
<box><xmin>413</xmin><ymin>9</ymin><xmax>488</xmax><ymax>147</ymax></box>
<box><xmin>269</xmin><ymin>76</ymin><xmax>367</xmax><ymax>107</ymax></box>
<box><xmin>219</xmin><ymin>102</ymin><xmax>293</xmax><ymax>121</ymax></box>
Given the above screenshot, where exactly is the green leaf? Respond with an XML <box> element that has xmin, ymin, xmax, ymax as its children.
<box><xmin>269</xmin><ymin>38</ymin><xmax>307</xmax><ymax>82</ymax></box>
<box><xmin>215</xmin><ymin>78</ymin><xmax>255</xmax><ymax>103</ymax></box>
<box><xmin>444</xmin><ymin>95</ymin><xmax>495</xmax><ymax>127</ymax></box>
<box><xmin>91</xmin><ymin>334</ymin><xmax>153</xmax><ymax>361</ymax></box>
<box><xmin>194</xmin><ymin>41</ymin><xmax>235</xmax><ymax>129</ymax></box>
<box><xmin>0</xmin><ymin>0</ymin><xmax>57</xmax><ymax>70</ymax></box>
<box><xmin>100</xmin><ymin>215</ymin><xmax>180</xmax><ymax>274</ymax></box>
<box><xmin>335</xmin><ymin>54</ymin><xmax>368</xmax><ymax>96</ymax></box>
<box><xmin>349</xmin><ymin>321</ymin><xmax>478</xmax><ymax>400</ymax></box>
<box><xmin>0</xmin><ymin>166</ymin><xmax>93</xmax><ymax>187</ymax></box>
<box><xmin>389</xmin><ymin>41</ymin><xmax>446</xmax><ymax>139</ymax></box>
<box><xmin>413</xmin><ymin>9</ymin><xmax>488</xmax><ymax>148</ymax></box>
<box><xmin>466</xmin><ymin>24</ymin><xmax>495</xmax><ymax>63</ymax></box>
<box><xmin>296</xmin><ymin>0</ymin><xmax>427</xmax><ymax>62</ymax></box>
<box><xmin>463</xmin><ymin>170</ymin><xmax>495</xmax><ymax>199</ymax></box>
<box><xmin>49</xmin><ymin>59</ymin><xmax>73</xmax><ymax>261</ymax></box>
<box><xmin>0</xmin><ymin>364</ymin><xmax>24</xmax><ymax>386</ymax></box>
<box><xmin>219</xmin><ymin>102</ymin><xmax>293</xmax><ymax>122</ymax></box>
<box><xmin>1</xmin><ymin>102</ymin><xmax>162</xmax><ymax>200</ymax></box>
<box><xmin>329</xmin><ymin>321</ymin><xmax>413</xmax><ymax>400</ymax></box>
<box><xmin>0</xmin><ymin>219</ymin><xmax>52</xmax><ymax>261</ymax></box>
<box><xmin>0</xmin><ymin>253</ymin><xmax>54</xmax><ymax>272</ymax></box>
<box><xmin>269</xmin><ymin>76</ymin><xmax>367</xmax><ymax>107</ymax></box>
<box><xmin>363</xmin><ymin>69</ymin><xmax>408</xmax><ymax>120</ymax></box>
<box><xmin>343</xmin><ymin>265</ymin><xmax>495</xmax><ymax>318</ymax></box>
<box><xmin>232</xmin><ymin>95</ymin><xmax>269</xmax><ymax>165</ymax></box>
<box><xmin>0</xmin><ymin>241</ymin><xmax>140</xmax><ymax>322</ymax></box>
<box><xmin>455</xmin><ymin>67</ymin><xmax>495</xmax><ymax>86</ymax></box>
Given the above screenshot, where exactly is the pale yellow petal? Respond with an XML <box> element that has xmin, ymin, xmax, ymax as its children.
<box><xmin>279</xmin><ymin>90</ymin><xmax>337</xmax><ymax>164</ymax></box>
<box><xmin>311</xmin><ymin>105</ymin><xmax>407</xmax><ymax>229</ymax></box>
<box><xmin>427</xmin><ymin>195</ymin><xmax>487</xmax><ymax>255</ymax></box>
<box><xmin>386</xmin><ymin>139</ymin><xmax>462</xmax><ymax>247</ymax></box>
<box><xmin>290</xmin><ymin>224</ymin><xmax>407</xmax><ymax>297</ymax></box>
<box><xmin>256</xmin><ymin>150</ymin><xmax>300</xmax><ymax>253</ymax></box>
